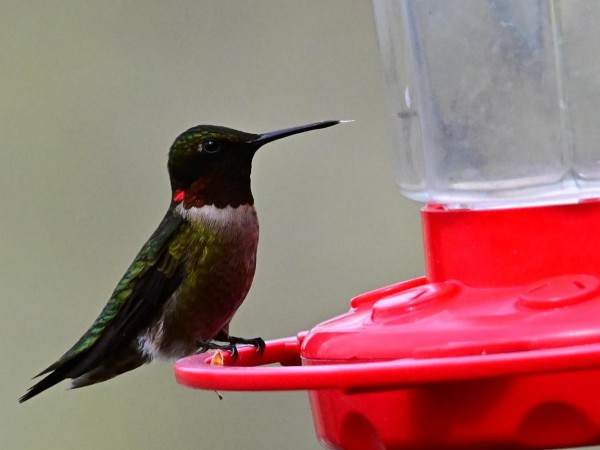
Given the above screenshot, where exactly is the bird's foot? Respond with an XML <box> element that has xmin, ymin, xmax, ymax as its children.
<box><xmin>230</xmin><ymin>336</ymin><xmax>266</xmax><ymax>355</ymax></box>
<box><xmin>213</xmin><ymin>331</ymin><xmax>266</xmax><ymax>355</ymax></box>
<box><xmin>195</xmin><ymin>340</ymin><xmax>239</xmax><ymax>360</ymax></box>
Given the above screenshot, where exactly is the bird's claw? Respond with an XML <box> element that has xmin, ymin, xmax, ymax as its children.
<box><xmin>225</xmin><ymin>344</ymin><xmax>238</xmax><ymax>361</ymax></box>
<box><xmin>196</xmin><ymin>340</ymin><xmax>239</xmax><ymax>360</ymax></box>
<box><xmin>223</xmin><ymin>336</ymin><xmax>265</xmax><ymax>355</ymax></box>
<box><xmin>248</xmin><ymin>337</ymin><xmax>266</xmax><ymax>355</ymax></box>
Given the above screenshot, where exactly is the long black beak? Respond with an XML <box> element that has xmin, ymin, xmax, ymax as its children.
<box><xmin>253</xmin><ymin>120</ymin><xmax>340</xmax><ymax>146</ymax></box>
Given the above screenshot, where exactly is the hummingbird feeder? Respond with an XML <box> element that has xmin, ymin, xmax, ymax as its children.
<box><xmin>175</xmin><ymin>1</ymin><xmax>600</xmax><ymax>448</ymax></box>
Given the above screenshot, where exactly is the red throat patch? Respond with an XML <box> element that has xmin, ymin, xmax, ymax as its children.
<box><xmin>173</xmin><ymin>189</ymin><xmax>185</xmax><ymax>203</ymax></box>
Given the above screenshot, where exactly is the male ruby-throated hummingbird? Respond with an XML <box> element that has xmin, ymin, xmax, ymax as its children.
<box><xmin>20</xmin><ymin>120</ymin><xmax>339</xmax><ymax>402</ymax></box>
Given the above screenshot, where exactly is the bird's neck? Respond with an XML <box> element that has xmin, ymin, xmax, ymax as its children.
<box><xmin>173</xmin><ymin>169</ymin><xmax>254</xmax><ymax>209</ymax></box>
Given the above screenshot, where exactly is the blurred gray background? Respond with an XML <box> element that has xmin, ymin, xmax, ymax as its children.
<box><xmin>1</xmin><ymin>1</ymin><xmax>424</xmax><ymax>449</ymax></box>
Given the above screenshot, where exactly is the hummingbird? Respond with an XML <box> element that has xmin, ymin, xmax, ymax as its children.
<box><xmin>20</xmin><ymin>120</ymin><xmax>339</xmax><ymax>402</ymax></box>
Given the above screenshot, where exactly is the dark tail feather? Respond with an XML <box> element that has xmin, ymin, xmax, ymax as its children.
<box><xmin>20</xmin><ymin>342</ymin><xmax>148</xmax><ymax>403</ymax></box>
<box><xmin>19</xmin><ymin>368</ymin><xmax>70</xmax><ymax>403</ymax></box>
<box><xmin>20</xmin><ymin>349</ymin><xmax>86</xmax><ymax>403</ymax></box>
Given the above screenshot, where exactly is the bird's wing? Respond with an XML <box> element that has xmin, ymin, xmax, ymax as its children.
<box><xmin>20</xmin><ymin>205</ymin><xmax>189</xmax><ymax>402</ymax></box>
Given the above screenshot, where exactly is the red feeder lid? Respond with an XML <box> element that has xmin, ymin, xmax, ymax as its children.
<box><xmin>300</xmin><ymin>274</ymin><xmax>600</xmax><ymax>362</ymax></box>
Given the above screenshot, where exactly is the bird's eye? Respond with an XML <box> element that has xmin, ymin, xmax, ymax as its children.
<box><xmin>200</xmin><ymin>139</ymin><xmax>220</xmax><ymax>154</ymax></box>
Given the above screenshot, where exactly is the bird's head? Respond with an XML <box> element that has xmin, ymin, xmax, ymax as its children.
<box><xmin>167</xmin><ymin>120</ymin><xmax>339</xmax><ymax>208</ymax></box>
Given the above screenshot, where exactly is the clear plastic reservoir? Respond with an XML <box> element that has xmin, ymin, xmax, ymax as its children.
<box><xmin>373</xmin><ymin>0</ymin><xmax>600</xmax><ymax>209</ymax></box>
